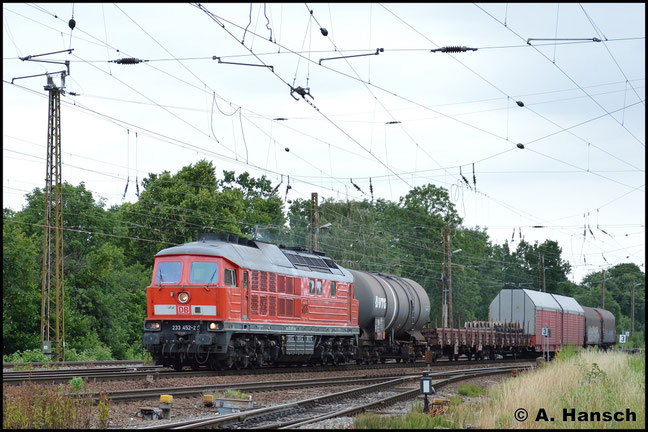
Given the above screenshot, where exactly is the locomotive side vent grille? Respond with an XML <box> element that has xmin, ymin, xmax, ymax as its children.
<box><xmin>278</xmin><ymin>275</ymin><xmax>285</xmax><ymax>293</ymax></box>
<box><xmin>294</xmin><ymin>299</ymin><xmax>301</xmax><ymax>317</ymax></box>
<box><xmin>251</xmin><ymin>270</ymin><xmax>259</xmax><ymax>290</ymax></box>
<box><xmin>269</xmin><ymin>296</ymin><xmax>276</xmax><ymax>316</ymax></box>
<box><xmin>260</xmin><ymin>271</ymin><xmax>268</xmax><ymax>291</ymax></box>
<box><xmin>260</xmin><ymin>295</ymin><xmax>268</xmax><ymax>315</ymax></box>
<box><xmin>269</xmin><ymin>274</ymin><xmax>277</xmax><ymax>292</ymax></box>
<box><xmin>286</xmin><ymin>277</ymin><xmax>294</xmax><ymax>295</ymax></box>
<box><xmin>251</xmin><ymin>295</ymin><xmax>259</xmax><ymax>315</ymax></box>
<box><xmin>287</xmin><ymin>299</ymin><xmax>295</xmax><ymax>317</ymax></box>
<box><xmin>279</xmin><ymin>298</ymin><xmax>286</xmax><ymax>315</ymax></box>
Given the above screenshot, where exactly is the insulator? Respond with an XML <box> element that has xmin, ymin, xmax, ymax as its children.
<box><xmin>444</xmin><ymin>46</ymin><xmax>465</xmax><ymax>52</ymax></box>
<box><xmin>68</xmin><ymin>18</ymin><xmax>76</xmax><ymax>30</ymax></box>
<box><xmin>431</xmin><ymin>46</ymin><xmax>478</xmax><ymax>53</ymax></box>
<box><xmin>114</xmin><ymin>58</ymin><xmax>144</xmax><ymax>65</ymax></box>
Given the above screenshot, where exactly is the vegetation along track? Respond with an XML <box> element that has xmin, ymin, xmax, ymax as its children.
<box><xmin>136</xmin><ymin>365</ymin><xmax>531</xmax><ymax>429</ymax></box>
<box><xmin>3</xmin><ymin>357</ymin><xmax>534</xmax><ymax>385</ymax></box>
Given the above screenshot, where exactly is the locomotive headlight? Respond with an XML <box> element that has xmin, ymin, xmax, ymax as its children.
<box><xmin>209</xmin><ymin>322</ymin><xmax>217</xmax><ymax>330</ymax></box>
<box><xmin>145</xmin><ymin>321</ymin><xmax>161</xmax><ymax>330</ymax></box>
<box><xmin>178</xmin><ymin>292</ymin><xmax>190</xmax><ymax>303</ymax></box>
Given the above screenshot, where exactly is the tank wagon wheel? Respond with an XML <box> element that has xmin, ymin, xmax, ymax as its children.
<box><xmin>173</xmin><ymin>361</ymin><xmax>184</xmax><ymax>372</ymax></box>
<box><xmin>380</xmin><ymin>357</ymin><xmax>386</xmax><ymax>364</ymax></box>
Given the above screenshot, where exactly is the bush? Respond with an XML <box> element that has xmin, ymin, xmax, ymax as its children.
<box><xmin>3</xmin><ymin>352</ymin><xmax>24</xmax><ymax>363</ymax></box>
<box><xmin>123</xmin><ymin>344</ymin><xmax>144</xmax><ymax>360</ymax></box>
<box><xmin>2</xmin><ymin>349</ymin><xmax>51</xmax><ymax>364</ymax></box>
<box><xmin>63</xmin><ymin>348</ymin><xmax>92</xmax><ymax>362</ymax></box>
<box><xmin>215</xmin><ymin>389</ymin><xmax>249</xmax><ymax>400</ymax></box>
<box><xmin>81</xmin><ymin>344</ymin><xmax>114</xmax><ymax>361</ymax></box>
<box><xmin>69</xmin><ymin>377</ymin><xmax>85</xmax><ymax>393</ymax></box>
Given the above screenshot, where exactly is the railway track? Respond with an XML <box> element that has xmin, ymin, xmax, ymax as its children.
<box><xmin>3</xmin><ymin>357</ymin><xmax>535</xmax><ymax>385</ymax></box>
<box><xmin>3</xmin><ymin>358</ymin><xmax>534</xmax><ymax>385</ymax></box>
<box><xmin>135</xmin><ymin>365</ymin><xmax>530</xmax><ymax>429</ymax></box>
<box><xmin>2</xmin><ymin>365</ymin><xmax>164</xmax><ymax>385</ymax></box>
<box><xmin>79</xmin><ymin>364</ymin><xmax>528</xmax><ymax>403</ymax></box>
<box><xmin>2</xmin><ymin>359</ymin><xmax>145</xmax><ymax>369</ymax></box>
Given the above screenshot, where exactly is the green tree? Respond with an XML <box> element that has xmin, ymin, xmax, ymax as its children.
<box><xmin>3</xmin><ymin>210</ymin><xmax>41</xmax><ymax>353</ymax></box>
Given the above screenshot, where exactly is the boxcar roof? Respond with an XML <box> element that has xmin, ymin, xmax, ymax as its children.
<box><xmin>550</xmin><ymin>293</ymin><xmax>584</xmax><ymax>315</ymax></box>
<box><xmin>521</xmin><ymin>289</ymin><xmax>561</xmax><ymax>311</ymax></box>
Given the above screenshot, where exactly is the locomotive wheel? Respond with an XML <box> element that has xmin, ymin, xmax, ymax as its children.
<box><xmin>173</xmin><ymin>361</ymin><xmax>184</xmax><ymax>371</ymax></box>
<box><xmin>209</xmin><ymin>357</ymin><xmax>222</xmax><ymax>371</ymax></box>
<box><xmin>395</xmin><ymin>358</ymin><xmax>401</xmax><ymax>363</ymax></box>
<box><xmin>223</xmin><ymin>354</ymin><xmax>235</xmax><ymax>370</ymax></box>
<box><xmin>380</xmin><ymin>357</ymin><xmax>386</xmax><ymax>364</ymax></box>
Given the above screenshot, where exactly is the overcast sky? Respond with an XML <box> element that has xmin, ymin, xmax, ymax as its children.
<box><xmin>3</xmin><ymin>3</ymin><xmax>645</xmax><ymax>284</ymax></box>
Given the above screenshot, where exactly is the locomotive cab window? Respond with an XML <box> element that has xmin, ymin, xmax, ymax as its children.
<box><xmin>309</xmin><ymin>280</ymin><xmax>315</xmax><ymax>295</ymax></box>
<box><xmin>154</xmin><ymin>261</ymin><xmax>182</xmax><ymax>284</ymax></box>
<box><xmin>331</xmin><ymin>282</ymin><xmax>336</xmax><ymax>297</ymax></box>
<box><xmin>190</xmin><ymin>261</ymin><xmax>218</xmax><ymax>284</ymax></box>
<box><xmin>316</xmin><ymin>280</ymin><xmax>322</xmax><ymax>296</ymax></box>
<box><xmin>224</xmin><ymin>268</ymin><xmax>237</xmax><ymax>286</ymax></box>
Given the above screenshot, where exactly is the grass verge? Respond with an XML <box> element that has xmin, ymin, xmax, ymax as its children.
<box><xmin>354</xmin><ymin>350</ymin><xmax>644</xmax><ymax>429</ymax></box>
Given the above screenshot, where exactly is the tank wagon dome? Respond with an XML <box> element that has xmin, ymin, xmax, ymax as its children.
<box><xmin>348</xmin><ymin>269</ymin><xmax>430</xmax><ymax>339</ymax></box>
<box><xmin>155</xmin><ymin>233</ymin><xmax>353</xmax><ymax>282</ymax></box>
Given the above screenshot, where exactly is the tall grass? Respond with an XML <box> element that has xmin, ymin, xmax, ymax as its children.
<box><xmin>354</xmin><ymin>402</ymin><xmax>457</xmax><ymax>429</ymax></box>
<box><xmin>354</xmin><ymin>350</ymin><xmax>644</xmax><ymax>429</ymax></box>
<box><xmin>3</xmin><ymin>381</ymin><xmax>94</xmax><ymax>429</ymax></box>
<box><xmin>455</xmin><ymin>350</ymin><xmax>644</xmax><ymax>429</ymax></box>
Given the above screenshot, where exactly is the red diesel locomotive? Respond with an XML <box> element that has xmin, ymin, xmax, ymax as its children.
<box><xmin>143</xmin><ymin>233</ymin><xmax>360</xmax><ymax>370</ymax></box>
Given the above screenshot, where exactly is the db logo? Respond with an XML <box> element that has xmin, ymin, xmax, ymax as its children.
<box><xmin>178</xmin><ymin>305</ymin><xmax>190</xmax><ymax>314</ymax></box>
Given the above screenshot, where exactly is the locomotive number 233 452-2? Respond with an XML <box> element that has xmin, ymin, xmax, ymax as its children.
<box><xmin>171</xmin><ymin>324</ymin><xmax>200</xmax><ymax>331</ymax></box>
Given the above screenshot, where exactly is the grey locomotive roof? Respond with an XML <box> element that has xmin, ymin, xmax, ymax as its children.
<box><xmin>156</xmin><ymin>237</ymin><xmax>353</xmax><ymax>282</ymax></box>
